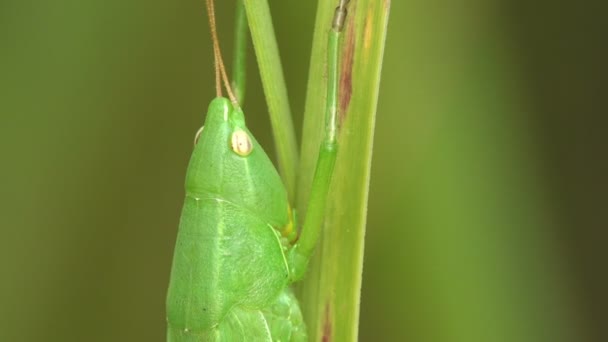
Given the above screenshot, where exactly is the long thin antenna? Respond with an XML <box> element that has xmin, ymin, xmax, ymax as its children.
<box><xmin>205</xmin><ymin>0</ymin><xmax>222</xmax><ymax>97</ymax></box>
<box><xmin>205</xmin><ymin>0</ymin><xmax>238</xmax><ymax>105</ymax></box>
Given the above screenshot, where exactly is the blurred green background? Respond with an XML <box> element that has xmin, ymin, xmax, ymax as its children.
<box><xmin>1</xmin><ymin>0</ymin><xmax>605</xmax><ymax>341</ymax></box>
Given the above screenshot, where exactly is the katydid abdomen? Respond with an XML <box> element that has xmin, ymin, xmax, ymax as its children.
<box><xmin>166</xmin><ymin>98</ymin><xmax>306</xmax><ymax>341</ymax></box>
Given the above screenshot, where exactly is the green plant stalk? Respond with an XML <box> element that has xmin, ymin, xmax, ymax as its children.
<box><xmin>231</xmin><ymin>0</ymin><xmax>248</xmax><ymax>104</ymax></box>
<box><xmin>296</xmin><ymin>1</ymin><xmax>390</xmax><ymax>341</ymax></box>
<box><xmin>242</xmin><ymin>0</ymin><xmax>298</xmax><ymax>202</ymax></box>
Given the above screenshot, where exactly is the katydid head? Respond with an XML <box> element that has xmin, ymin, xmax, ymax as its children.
<box><xmin>185</xmin><ymin>97</ymin><xmax>291</xmax><ymax>229</ymax></box>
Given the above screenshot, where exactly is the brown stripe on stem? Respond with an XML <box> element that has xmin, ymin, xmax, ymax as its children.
<box><xmin>339</xmin><ymin>13</ymin><xmax>355</xmax><ymax>124</ymax></box>
<box><xmin>322</xmin><ymin>301</ymin><xmax>333</xmax><ymax>342</ymax></box>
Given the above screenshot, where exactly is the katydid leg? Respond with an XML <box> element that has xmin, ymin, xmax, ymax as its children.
<box><xmin>288</xmin><ymin>1</ymin><xmax>349</xmax><ymax>281</ymax></box>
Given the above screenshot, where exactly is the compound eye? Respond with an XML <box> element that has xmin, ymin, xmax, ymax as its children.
<box><xmin>230</xmin><ymin>129</ymin><xmax>253</xmax><ymax>156</ymax></box>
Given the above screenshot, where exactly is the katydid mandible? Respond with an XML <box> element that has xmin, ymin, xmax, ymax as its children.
<box><xmin>166</xmin><ymin>1</ymin><xmax>349</xmax><ymax>340</ymax></box>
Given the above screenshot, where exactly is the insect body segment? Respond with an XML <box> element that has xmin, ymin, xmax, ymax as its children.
<box><xmin>167</xmin><ymin>98</ymin><xmax>306</xmax><ymax>340</ymax></box>
<box><xmin>183</xmin><ymin>98</ymin><xmax>288</xmax><ymax>228</ymax></box>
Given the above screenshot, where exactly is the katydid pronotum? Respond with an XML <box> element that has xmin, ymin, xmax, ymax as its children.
<box><xmin>166</xmin><ymin>0</ymin><xmax>349</xmax><ymax>340</ymax></box>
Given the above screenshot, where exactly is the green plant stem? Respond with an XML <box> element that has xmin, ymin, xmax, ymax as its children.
<box><xmin>231</xmin><ymin>0</ymin><xmax>248</xmax><ymax>104</ymax></box>
<box><xmin>296</xmin><ymin>1</ymin><xmax>391</xmax><ymax>341</ymax></box>
<box><xmin>242</xmin><ymin>0</ymin><xmax>298</xmax><ymax>202</ymax></box>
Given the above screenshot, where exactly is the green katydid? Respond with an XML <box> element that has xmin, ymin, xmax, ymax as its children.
<box><xmin>166</xmin><ymin>0</ymin><xmax>349</xmax><ymax>340</ymax></box>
